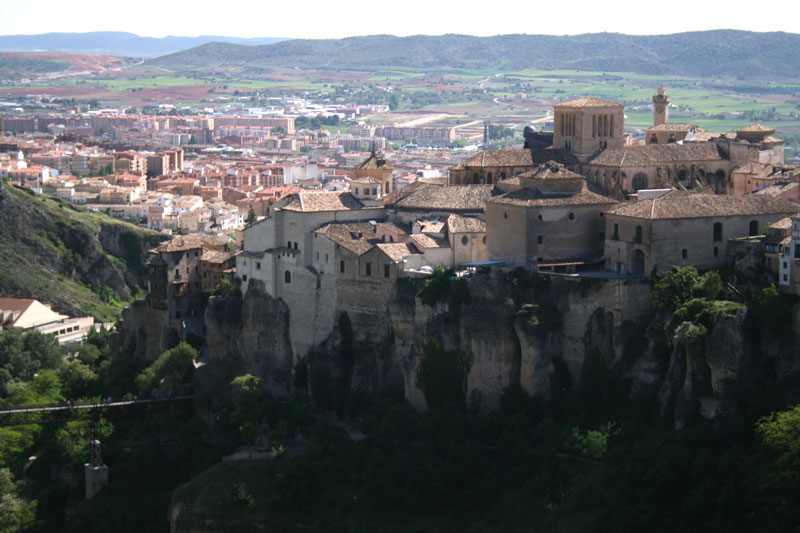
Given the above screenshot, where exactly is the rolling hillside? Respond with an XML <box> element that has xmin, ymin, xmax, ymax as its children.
<box><xmin>149</xmin><ymin>30</ymin><xmax>800</xmax><ymax>79</ymax></box>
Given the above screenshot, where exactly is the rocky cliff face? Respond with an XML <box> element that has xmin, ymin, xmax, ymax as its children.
<box><xmin>203</xmin><ymin>267</ymin><xmax>800</xmax><ymax>424</ymax></box>
<box><xmin>0</xmin><ymin>184</ymin><xmax>165</xmax><ymax>319</ymax></box>
<box><xmin>205</xmin><ymin>268</ymin><xmax>657</xmax><ymax>412</ymax></box>
<box><xmin>205</xmin><ymin>279</ymin><xmax>294</xmax><ymax>397</ymax></box>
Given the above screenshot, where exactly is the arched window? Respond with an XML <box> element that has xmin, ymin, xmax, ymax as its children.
<box><xmin>632</xmin><ymin>173</ymin><xmax>648</xmax><ymax>191</ymax></box>
<box><xmin>284</xmin><ymin>270</ymin><xmax>291</xmax><ymax>283</ymax></box>
<box><xmin>461</xmin><ymin>236</ymin><xmax>468</xmax><ymax>245</ymax></box>
<box><xmin>472</xmin><ymin>172</ymin><xmax>479</xmax><ymax>184</ymax></box>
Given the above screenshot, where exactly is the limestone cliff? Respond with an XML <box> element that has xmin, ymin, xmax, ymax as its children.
<box><xmin>0</xmin><ymin>183</ymin><xmax>165</xmax><ymax>320</ymax></box>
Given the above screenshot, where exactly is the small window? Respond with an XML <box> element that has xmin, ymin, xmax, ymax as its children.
<box><xmin>316</xmin><ymin>252</ymin><xmax>319</xmax><ymax>261</ymax></box>
<box><xmin>503</xmin><ymin>211</ymin><xmax>508</xmax><ymax>219</ymax></box>
<box><xmin>285</xmin><ymin>270</ymin><xmax>291</xmax><ymax>283</ymax></box>
<box><xmin>287</xmin><ymin>240</ymin><xmax>291</xmax><ymax>248</ymax></box>
<box><xmin>340</xmin><ymin>260</ymin><xmax>345</xmax><ymax>273</ymax></box>
<box><xmin>365</xmin><ymin>262</ymin><xmax>372</xmax><ymax>276</ymax></box>
<box><xmin>682</xmin><ymin>249</ymin><xmax>688</xmax><ymax>259</ymax></box>
<box><xmin>482</xmin><ymin>236</ymin><xmax>486</xmax><ymax>244</ymax></box>
<box><xmin>384</xmin><ymin>264</ymin><xmax>390</xmax><ymax>278</ymax></box>
<box><xmin>355</xmin><ymin>187</ymin><xmax>359</xmax><ymax>195</ymax></box>
<box><xmin>325</xmin><ymin>253</ymin><xmax>329</xmax><ymax>262</ymax></box>
<box><xmin>242</xmin><ymin>275</ymin><xmax>247</xmax><ymax>282</ymax></box>
<box><xmin>538</xmin><ymin>214</ymin><xmax>543</xmax><ymax>221</ymax></box>
<box><xmin>713</xmin><ymin>247</ymin><xmax>719</xmax><ymax>257</ymax></box>
<box><xmin>461</xmin><ymin>236</ymin><xmax>468</xmax><ymax>245</ymax></box>
<box><xmin>256</xmin><ymin>262</ymin><xmax>261</xmax><ymax>269</ymax></box>
<box><xmin>294</xmin><ymin>242</ymin><xmax>298</xmax><ymax>250</ymax></box>
<box><xmin>713</xmin><ymin>222</ymin><xmax>723</xmax><ymax>242</ymax></box>
<box><xmin>537</xmin><ymin>235</ymin><xmax>543</xmax><ymax>245</ymax></box>
<box><xmin>635</xmin><ymin>225</ymin><xmax>643</xmax><ymax>244</ymax></box>
<box><xmin>568</xmin><ymin>212</ymin><xmax>575</xmax><ymax>220</ymax></box>
<box><xmin>784</xmin><ymin>274</ymin><xmax>788</xmax><ymax>282</ymax></box>
<box><xmin>194</xmin><ymin>251</ymin><xmax>198</xmax><ymax>257</ymax></box>
<box><xmin>613</xmin><ymin>223</ymin><xmax>619</xmax><ymax>240</ymax></box>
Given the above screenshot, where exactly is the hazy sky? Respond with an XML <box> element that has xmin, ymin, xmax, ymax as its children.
<box><xmin>2</xmin><ymin>0</ymin><xmax>799</xmax><ymax>39</ymax></box>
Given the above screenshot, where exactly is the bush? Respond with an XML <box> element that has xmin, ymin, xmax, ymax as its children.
<box><xmin>416</xmin><ymin>342</ymin><xmax>464</xmax><ymax>409</ymax></box>
<box><xmin>135</xmin><ymin>342</ymin><xmax>197</xmax><ymax>396</ymax></box>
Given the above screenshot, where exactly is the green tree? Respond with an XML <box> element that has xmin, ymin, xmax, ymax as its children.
<box><xmin>245</xmin><ymin>206</ymin><xmax>257</xmax><ymax>227</ymax></box>
<box><xmin>652</xmin><ymin>266</ymin><xmax>701</xmax><ymax>312</ymax></box>
<box><xmin>135</xmin><ymin>342</ymin><xmax>197</xmax><ymax>396</ymax></box>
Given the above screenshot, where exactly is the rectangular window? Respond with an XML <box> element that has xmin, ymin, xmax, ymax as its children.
<box><xmin>365</xmin><ymin>262</ymin><xmax>372</xmax><ymax>276</ymax></box>
<box><xmin>242</xmin><ymin>275</ymin><xmax>247</xmax><ymax>282</ymax></box>
<box><xmin>340</xmin><ymin>260</ymin><xmax>345</xmax><ymax>273</ymax></box>
<box><xmin>613</xmin><ymin>223</ymin><xmax>619</xmax><ymax>240</ymax></box>
<box><xmin>384</xmin><ymin>264</ymin><xmax>390</xmax><ymax>278</ymax></box>
<box><xmin>784</xmin><ymin>274</ymin><xmax>788</xmax><ymax>282</ymax></box>
<box><xmin>256</xmin><ymin>262</ymin><xmax>261</xmax><ymax>269</ymax></box>
<box><xmin>294</xmin><ymin>242</ymin><xmax>298</xmax><ymax>250</ymax></box>
<box><xmin>682</xmin><ymin>249</ymin><xmax>688</xmax><ymax>259</ymax></box>
<box><xmin>287</xmin><ymin>240</ymin><xmax>291</xmax><ymax>248</ymax></box>
<box><xmin>537</xmin><ymin>235</ymin><xmax>543</xmax><ymax>245</ymax></box>
<box><xmin>713</xmin><ymin>247</ymin><xmax>718</xmax><ymax>257</ymax></box>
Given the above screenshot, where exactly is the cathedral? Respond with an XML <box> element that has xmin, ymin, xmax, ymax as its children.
<box><xmin>450</xmin><ymin>89</ymin><xmax>786</xmax><ymax>199</ymax></box>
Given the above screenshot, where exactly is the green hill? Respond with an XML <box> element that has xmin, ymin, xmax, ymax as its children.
<box><xmin>0</xmin><ymin>182</ymin><xmax>166</xmax><ymax>321</ymax></box>
<box><xmin>149</xmin><ymin>30</ymin><xmax>800</xmax><ymax>79</ymax></box>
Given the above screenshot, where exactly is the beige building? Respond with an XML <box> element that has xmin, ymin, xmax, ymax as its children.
<box><xmin>604</xmin><ymin>190</ymin><xmax>796</xmax><ymax>275</ymax></box>
<box><xmin>553</xmin><ymin>97</ymin><xmax>625</xmax><ymax>157</ymax></box>
<box><xmin>0</xmin><ymin>298</ymin><xmax>95</xmax><ymax>344</ymax></box>
<box><xmin>485</xmin><ymin>162</ymin><xmax>617</xmax><ymax>267</ymax></box>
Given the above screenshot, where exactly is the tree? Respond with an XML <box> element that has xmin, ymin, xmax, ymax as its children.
<box><xmin>245</xmin><ymin>206</ymin><xmax>257</xmax><ymax>227</ymax></box>
<box><xmin>135</xmin><ymin>342</ymin><xmax>197</xmax><ymax>396</ymax></box>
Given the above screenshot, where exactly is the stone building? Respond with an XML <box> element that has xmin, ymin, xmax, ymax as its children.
<box><xmin>450</xmin><ymin>89</ymin><xmax>786</xmax><ymax>199</ymax></box>
<box><xmin>351</xmin><ymin>148</ymin><xmax>394</xmax><ymax>197</ymax></box>
<box><xmin>553</xmin><ymin>97</ymin><xmax>625</xmax><ymax>157</ymax></box>
<box><xmin>383</xmin><ymin>182</ymin><xmax>495</xmax><ymax>223</ymax></box>
<box><xmin>147</xmin><ymin>236</ymin><xmax>206</xmax><ymax>321</ymax></box>
<box><xmin>604</xmin><ymin>190</ymin><xmax>796</xmax><ymax>275</ymax></box>
<box><xmin>485</xmin><ymin>162</ymin><xmax>617</xmax><ymax>268</ymax></box>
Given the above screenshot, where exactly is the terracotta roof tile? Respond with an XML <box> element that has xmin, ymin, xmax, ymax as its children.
<box><xmin>387</xmin><ymin>184</ymin><xmax>494</xmax><ymax>211</ymax></box>
<box><xmin>446</xmin><ymin>214</ymin><xmax>486</xmax><ymax>234</ymax></box>
<box><xmin>555</xmin><ymin>97</ymin><xmax>624</xmax><ymax>108</ymax></box>
<box><xmin>489</xmin><ymin>186</ymin><xmax>617</xmax><ymax>208</ymax></box>
<box><xmin>281</xmin><ymin>191</ymin><xmax>365</xmax><ymax>212</ymax></box>
<box><xmin>608</xmin><ymin>190</ymin><xmax>797</xmax><ymax>219</ymax></box>
<box><xmin>377</xmin><ymin>242</ymin><xmax>421</xmax><ymax>262</ymax></box>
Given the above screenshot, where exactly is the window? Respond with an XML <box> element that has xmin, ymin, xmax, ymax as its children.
<box><xmin>355</xmin><ymin>187</ymin><xmax>359</xmax><ymax>195</ymax></box>
<box><xmin>294</xmin><ymin>242</ymin><xmax>298</xmax><ymax>250</ymax></box>
<box><xmin>461</xmin><ymin>236</ymin><xmax>468</xmax><ymax>245</ymax></box>
<box><xmin>537</xmin><ymin>214</ymin><xmax>543</xmax><ymax>221</ymax></box>
<box><xmin>635</xmin><ymin>225</ymin><xmax>643</xmax><ymax>244</ymax></box>
<box><xmin>284</xmin><ymin>270</ymin><xmax>291</xmax><ymax>283</ymax></box>
<box><xmin>365</xmin><ymin>262</ymin><xmax>372</xmax><ymax>276</ymax></box>
<box><xmin>316</xmin><ymin>252</ymin><xmax>319</xmax><ymax>261</ymax></box>
<box><xmin>537</xmin><ymin>235</ymin><xmax>543</xmax><ymax>245</ymax></box>
<box><xmin>784</xmin><ymin>274</ymin><xmax>789</xmax><ymax>282</ymax></box>
<box><xmin>568</xmin><ymin>213</ymin><xmax>575</xmax><ymax>220</ymax></box>
<box><xmin>482</xmin><ymin>236</ymin><xmax>486</xmax><ymax>244</ymax></box>
<box><xmin>682</xmin><ymin>249</ymin><xmax>688</xmax><ymax>259</ymax></box>
<box><xmin>384</xmin><ymin>264</ymin><xmax>390</xmax><ymax>278</ymax></box>
<box><xmin>242</xmin><ymin>275</ymin><xmax>247</xmax><ymax>282</ymax></box>
<box><xmin>503</xmin><ymin>211</ymin><xmax>508</xmax><ymax>219</ymax></box>
<box><xmin>340</xmin><ymin>260</ymin><xmax>345</xmax><ymax>273</ymax></box>
<box><xmin>256</xmin><ymin>262</ymin><xmax>261</xmax><ymax>269</ymax></box>
<box><xmin>175</xmin><ymin>269</ymin><xmax>179</xmax><ymax>277</ymax></box>
<box><xmin>749</xmin><ymin>220</ymin><xmax>759</xmax><ymax>236</ymax></box>
<box><xmin>325</xmin><ymin>253</ymin><xmax>329</xmax><ymax>262</ymax></box>
<box><xmin>613</xmin><ymin>223</ymin><xmax>619</xmax><ymax>240</ymax></box>
<box><xmin>713</xmin><ymin>247</ymin><xmax>719</xmax><ymax>257</ymax></box>
<box><xmin>713</xmin><ymin>222</ymin><xmax>723</xmax><ymax>242</ymax></box>
<box><xmin>287</xmin><ymin>240</ymin><xmax>291</xmax><ymax>248</ymax></box>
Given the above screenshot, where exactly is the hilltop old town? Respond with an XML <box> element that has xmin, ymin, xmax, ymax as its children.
<box><xmin>3</xmin><ymin>88</ymin><xmax>800</xmax><ymax>354</ymax></box>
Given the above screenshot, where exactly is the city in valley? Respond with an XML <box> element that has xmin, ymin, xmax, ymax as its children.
<box><xmin>2</xmin><ymin>29</ymin><xmax>800</xmax><ymax>532</ymax></box>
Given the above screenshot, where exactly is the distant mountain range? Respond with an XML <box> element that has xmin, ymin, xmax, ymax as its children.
<box><xmin>1</xmin><ymin>30</ymin><xmax>798</xmax><ymax>79</ymax></box>
<box><xmin>148</xmin><ymin>30</ymin><xmax>800</xmax><ymax>79</ymax></box>
<box><xmin>0</xmin><ymin>32</ymin><xmax>287</xmax><ymax>57</ymax></box>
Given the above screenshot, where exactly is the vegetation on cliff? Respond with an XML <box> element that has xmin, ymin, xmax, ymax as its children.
<box><xmin>0</xmin><ymin>183</ymin><xmax>165</xmax><ymax>321</ymax></box>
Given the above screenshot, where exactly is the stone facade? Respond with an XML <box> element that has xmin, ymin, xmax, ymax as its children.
<box><xmin>604</xmin><ymin>190</ymin><xmax>796</xmax><ymax>275</ymax></box>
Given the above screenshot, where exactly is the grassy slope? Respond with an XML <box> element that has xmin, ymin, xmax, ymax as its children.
<box><xmin>0</xmin><ymin>183</ymin><xmax>163</xmax><ymax>322</ymax></box>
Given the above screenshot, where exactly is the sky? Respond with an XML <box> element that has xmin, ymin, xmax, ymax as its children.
<box><xmin>2</xmin><ymin>0</ymin><xmax>799</xmax><ymax>39</ymax></box>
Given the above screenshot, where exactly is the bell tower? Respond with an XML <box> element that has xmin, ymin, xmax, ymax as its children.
<box><xmin>653</xmin><ymin>87</ymin><xmax>670</xmax><ymax>127</ymax></box>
